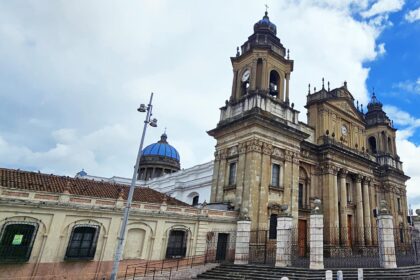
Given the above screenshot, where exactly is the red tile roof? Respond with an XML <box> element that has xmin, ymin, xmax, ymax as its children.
<box><xmin>0</xmin><ymin>168</ymin><xmax>189</xmax><ymax>207</ymax></box>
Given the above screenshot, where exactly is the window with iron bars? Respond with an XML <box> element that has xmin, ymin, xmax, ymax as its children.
<box><xmin>65</xmin><ymin>225</ymin><xmax>100</xmax><ymax>260</ymax></box>
<box><xmin>0</xmin><ymin>222</ymin><xmax>38</xmax><ymax>262</ymax></box>
<box><xmin>166</xmin><ymin>230</ymin><xmax>187</xmax><ymax>258</ymax></box>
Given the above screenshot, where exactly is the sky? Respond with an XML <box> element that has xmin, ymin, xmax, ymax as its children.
<box><xmin>0</xmin><ymin>0</ymin><xmax>420</xmax><ymax>207</ymax></box>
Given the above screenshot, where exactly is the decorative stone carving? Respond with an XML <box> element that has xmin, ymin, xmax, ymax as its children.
<box><xmin>338</xmin><ymin>168</ymin><xmax>348</xmax><ymax>178</ymax></box>
<box><xmin>354</xmin><ymin>174</ymin><xmax>363</xmax><ymax>183</ymax></box>
<box><xmin>246</xmin><ymin>139</ymin><xmax>263</xmax><ymax>153</ymax></box>
<box><xmin>263</xmin><ymin>143</ymin><xmax>273</xmax><ymax>155</ymax></box>
<box><xmin>272</xmin><ymin>148</ymin><xmax>284</xmax><ymax>159</ymax></box>
<box><xmin>228</xmin><ymin>146</ymin><xmax>238</xmax><ymax>156</ymax></box>
<box><xmin>238</xmin><ymin>143</ymin><xmax>247</xmax><ymax>154</ymax></box>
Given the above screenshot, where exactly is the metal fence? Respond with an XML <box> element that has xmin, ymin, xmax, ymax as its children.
<box><xmin>248</xmin><ymin>230</ymin><xmax>276</xmax><ymax>265</ymax></box>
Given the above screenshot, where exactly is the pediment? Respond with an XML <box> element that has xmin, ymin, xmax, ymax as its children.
<box><xmin>327</xmin><ymin>99</ymin><xmax>364</xmax><ymax>123</ymax></box>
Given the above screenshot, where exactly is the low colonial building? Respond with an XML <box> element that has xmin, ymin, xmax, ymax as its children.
<box><xmin>0</xmin><ymin>168</ymin><xmax>237</xmax><ymax>280</ymax></box>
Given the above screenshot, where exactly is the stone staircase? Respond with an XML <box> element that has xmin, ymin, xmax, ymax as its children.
<box><xmin>195</xmin><ymin>264</ymin><xmax>420</xmax><ymax>280</ymax></box>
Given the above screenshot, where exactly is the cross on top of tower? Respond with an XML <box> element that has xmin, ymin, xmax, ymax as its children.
<box><xmin>265</xmin><ymin>4</ymin><xmax>269</xmax><ymax>13</ymax></box>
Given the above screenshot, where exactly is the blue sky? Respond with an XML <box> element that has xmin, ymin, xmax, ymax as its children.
<box><xmin>0</xmin><ymin>0</ymin><xmax>420</xmax><ymax>207</ymax></box>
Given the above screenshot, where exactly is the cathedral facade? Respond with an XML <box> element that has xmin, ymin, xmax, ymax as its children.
<box><xmin>208</xmin><ymin>11</ymin><xmax>409</xmax><ymax>251</ymax></box>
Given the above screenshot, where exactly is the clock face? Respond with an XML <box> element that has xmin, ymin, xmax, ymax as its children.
<box><xmin>341</xmin><ymin>125</ymin><xmax>348</xmax><ymax>135</ymax></box>
<box><xmin>241</xmin><ymin>69</ymin><xmax>250</xmax><ymax>82</ymax></box>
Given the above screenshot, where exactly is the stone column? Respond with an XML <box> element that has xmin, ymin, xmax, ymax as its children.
<box><xmin>276</xmin><ymin>213</ymin><xmax>293</xmax><ymax>267</ymax></box>
<box><xmin>234</xmin><ymin>219</ymin><xmax>251</xmax><ymax>265</ymax></box>
<box><xmin>369</xmin><ymin>184</ymin><xmax>378</xmax><ymax>245</ymax></box>
<box><xmin>377</xmin><ymin>200</ymin><xmax>397</xmax><ymax>268</ymax></box>
<box><xmin>339</xmin><ymin>170</ymin><xmax>348</xmax><ymax>246</ymax></box>
<box><xmin>285</xmin><ymin>73</ymin><xmax>290</xmax><ymax>104</ymax></box>
<box><xmin>363</xmin><ymin>177</ymin><xmax>372</xmax><ymax>246</ymax></box>
<box><xmin>325</xmin><ymin>165</ymin><xmax>339</xmax><ymax>246</ymax></box>
<box><xmin>355</xmin><ymin>175</ymin><xmax>365</xmax><ymax>246</ymax></box>
<box><xmin>310</xmin><ymin>201</ymin><xmax>324</xmax><ymax>269</ymax></box>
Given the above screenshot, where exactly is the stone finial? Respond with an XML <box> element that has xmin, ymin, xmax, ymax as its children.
<box><xmin>308</xmin><ymin>83</ymin><xmax>311</xmax><ymax>95</ymax></box>
<box><xmin>236</xmin><ymin>46</ymin><xmax>240</xmax><ymax>57</ymax></box>
<box><xmin>312</xmin><ymin>198</ymin><xmax>322</xmax><ymax>214</ymax></box>
<box><xmin>287</xmin><ymin>49</ymin><xmax>290</xmax><ymax>59</ymax></box>
<box><xmin>314</xmin><ymin>87</ymin><xmax>316</xmax><ymax>92</ymax></box>
<box><xmin>63</xmin><ymin>181</ymin><xmax>71</xmax><ymax>194</ymax></box>
<box><xmin>240</xmin><ymin>207</ymin><xmax>250</xmax><ymax>220</ymax></box>
<box><xmin>379</xmin><ymin>200</ymin><xmax>390</xmax><ymax>215</ymax></box>
<box><xmin>322</xmin><ymin>78</ymin><xmax>325</xmax><ymax>89</ymax></box>
<box><xmin>343</xmin><ymin>81</ymin><xmax>347</xmax><ymax>89</ymax></box>
<box><xmin>117</xmin><ymin>188</ymin><xmax>124</xmax><ymax>200</ymax></box>
<box><xmin>327</xmin><ymin>81</ymin><xmax>330</xmax><ymax>91</ymax></box>
<box><xmin>279</xmin><ymin>204</ymin><xmax>290</xmax><ymax>216</ymax></box>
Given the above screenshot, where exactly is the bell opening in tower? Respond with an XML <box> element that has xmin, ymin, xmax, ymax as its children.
<box><xmin>269</xmin><ymin>70</ymin><xmax>280</xmax><ymax>98</ymax></box>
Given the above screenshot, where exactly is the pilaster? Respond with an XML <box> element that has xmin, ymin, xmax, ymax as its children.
<box><xmin>362</xmin><ymin>177</ymin><xmax>372</xmax><ymax>246</ymax></box>
<box><xmin>338</xmin><ymin>169</ymin><xmax>348</xmax><ymax>246</ymax></box>
<box><xmin>354</xmin><ymin>174</ymin><xmax>365</xmax><ymax>246</ymax></box>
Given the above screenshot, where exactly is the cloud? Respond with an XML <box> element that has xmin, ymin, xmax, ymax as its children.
<box><xmin>377</xmin><ymin>42</ymin><xmax>386</xmax><ymax>56</ymax></box>
<box><xmin>360</xmin><ymin>0</ymin><xmax>405</xmax><ymax>18</ymax></box>
<box><xmin>405</xmin><ymin>7</ymin><xmax>420</xmax><ymax>22</ymax></box>
<box><xmin>384</xmin><ymin>106</ymin><xmax>420</xmax><ymax>210</ymax></box>
<box><xmin>393</xmin><ymin>77</ymin><xmax>420</xmax><ymax>94</ymax></box>
<box><xmin>0</xmin><ymin>0</ymin><xmax>403</xmax><ymax>178</ymax></box>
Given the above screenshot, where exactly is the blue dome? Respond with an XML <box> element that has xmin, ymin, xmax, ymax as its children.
<box><xmin>254</xmin><ymin>12</ymin><xmax>277</xmax><ymax>35</ymax></box>
<box><xmin>141</xmin><ymin>133</ymin><xmax>180</xmax><ymax>161</ymax></box>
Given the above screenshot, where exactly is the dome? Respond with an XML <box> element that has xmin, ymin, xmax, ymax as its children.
<box><xmin>254</xmin><ymin>12</ymin><xmax>277</xmax><ymax>35</ymax></box>
<box><xmin>141</xmin><ymin>133</ymin><xmax>180</xmax><ymax>161</ymax></box>
<box><xmin>367</xmin><ymin>92</ymin><xmax>383</xmax><ymax>111</ymax></box>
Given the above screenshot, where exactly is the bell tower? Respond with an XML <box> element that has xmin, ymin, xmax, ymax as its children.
<box><xmin>230</xmin><ymin>11</ymin><xmax>294</xmax><ymax>104</ymax></box>
<box><xmin>208</xmin><ymin>12</ymin><xmax>309</xmax><ymax>231</ymax></box>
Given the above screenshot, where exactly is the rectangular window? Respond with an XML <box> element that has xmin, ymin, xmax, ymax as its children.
<box><xmin>269</xmin><ymin>214</ymin><xmax>278</xmax><ymax>239</ymax></box>
<box><xmin>397</xmin><ymin>197</ymin><xmax>401</xmax><ymax>213</ymax></box>
<box><xmin>298</xmin><ymin>183</ymin><xmax>304</xmax><ymax>209</ymax></box>
<box><xmin>400</xmin><ymin>227</ymin><xmax>404</xmax><ymax>243</ymax></box>
<box><xmin>65</xmin><ymin>226</ymin><xmax>99</xmax><ymax>260</ymax></box>
<box><xmin>346</xmin><ymin>183</ymin><xmax>351</xmax><ymax>203</ymax></box>
<box><xmin>228</xmin><ymin>162</ymin><xmax>237</xmax><ymax>185</ymax></box>
<box><xmin>271</xmin><ymin>164</ymin><xmax>280</xmax><ymax>187</ymax></box>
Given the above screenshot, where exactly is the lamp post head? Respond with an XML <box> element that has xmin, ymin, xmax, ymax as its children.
<box><xmin>149</xmin><ymin>118</ymin><xmax>158</xmax><ymax>127</ymax></box>
<box><xmin>137</xmin><ymin>104</ymin><xmax>146</xmax><ymax>112</ymax></box>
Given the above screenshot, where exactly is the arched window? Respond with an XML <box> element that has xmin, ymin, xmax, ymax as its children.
<box><xmin>269</xmin><ymin>214</ymin><xmax>278</xmax><ymax>239</ymax></box>
<box><xmin>192</xmin><ymin>195</ymin><xmax>199</xmax><ymax>206</ymax></box>
<box><xmin>240</xmin><ymin>69</ymin><xmax>250</xmax><ymax>97</ymax></box>
<box><xmin>166</xmin><ymin>230</ymin><xmax>187</xmax><ymax>258</ymax></box>
<box><xmin>269</xmin><ymin>70</ymin><xmax>280</xmax><ymax>98</ymax></box>
<box><xmin>0</xmin><ymin>222</ymin><xmax>38</xmax><ymax>261</ymax></box>
<box><xmin>299</xmin><ymin>167</ymin><xmax>309</xmax><ymax>209</ymax></box>
<box><xmin>388</xmin><ymin>137</ymin><xmax>393</xmax><ymax>154</ymax></box>
<box><xmin>256</xmin><ymin>58</ymin><xmax>263</xmax><ymax>89</ymax></box>
<box><xmin>368</xmin><ymin>136</ymin><xmax>377</xmax><ymax>154</ymax></box>
<box><xmin>65</xmin><ymin>225</ymin><xmax>100</xmax><ymax>260</ymax></box>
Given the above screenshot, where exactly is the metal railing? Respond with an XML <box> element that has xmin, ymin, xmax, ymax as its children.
<box><xmin>123</xmin><ymin>255</ymin><xmax>207</xmax><ymax>280</ymax></box>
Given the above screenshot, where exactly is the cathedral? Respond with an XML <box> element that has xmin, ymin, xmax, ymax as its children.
<box><xmin>207</xmin><ymin>11</ymin><xmax>409</xmax><ymax>251</ymax></box>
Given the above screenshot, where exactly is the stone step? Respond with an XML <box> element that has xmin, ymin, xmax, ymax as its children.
<box><xmin>196</xmin><ymin>263</ymin><xmax>420</xmax><ymax>280</ymax></box>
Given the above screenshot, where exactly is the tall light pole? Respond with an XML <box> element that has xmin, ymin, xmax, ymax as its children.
<box><xmin>110</xmin><ymin>92</ymin><xmax>157</xmax><ymax>280</ymax></box>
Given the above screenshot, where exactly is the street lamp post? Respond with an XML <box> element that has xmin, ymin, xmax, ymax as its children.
<box><xmin>110</xmin><ymin>92</ymin><xmax>157</xmax><ymax>280</ymax></box>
